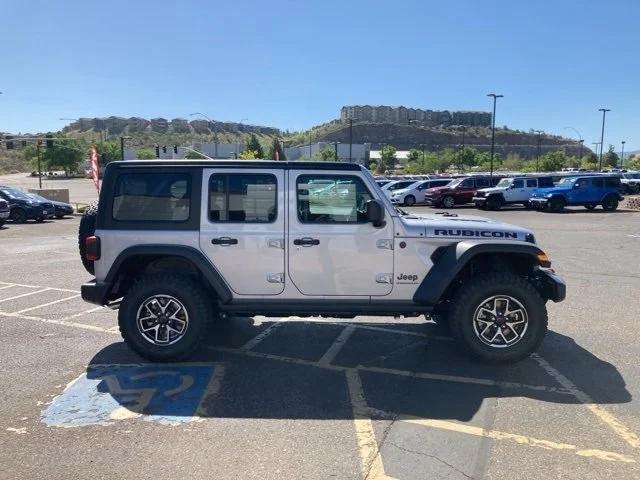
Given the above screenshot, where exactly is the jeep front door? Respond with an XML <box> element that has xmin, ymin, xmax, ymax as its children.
<box><xmin>199</xmin><ymin>169</ymin><xmax>285</xmax><ymax>295</ymax></box>
<box><xmin>288</xmin><ymin>172</ymin><xmax>394</xmax><ymax>296</ymax></box>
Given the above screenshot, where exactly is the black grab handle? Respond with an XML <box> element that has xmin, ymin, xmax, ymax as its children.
<box><xmin>293</xmin><ymin>237</ymin><xmax>320</xmax><ymax>246</ymax></box>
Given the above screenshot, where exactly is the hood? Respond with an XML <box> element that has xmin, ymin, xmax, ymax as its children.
<box><xmin>477</xmin><ymin>186</ymin><xmax>504</xmax><ymax>195</ymax></box>
<box><xmin>390</xmin><ymin>188</ymin><xmax>411</xmax><ymax>196</ymax></box>
<box><xmin>399</xmin><ymin>212</ymin><xmax>533</xmax><ymax>242</ymax></box>
<box><xmin>530</xmin><ymin>186</ymin><xmax>569</xmax><ymax>197</ymax></box>
<box><xmin>425</xmin><ymin>185</ymin><xmax>451</xmax><ymax>194</ymax></box>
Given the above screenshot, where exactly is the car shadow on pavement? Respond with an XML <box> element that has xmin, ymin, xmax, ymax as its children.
<box><xmin>85</xmin><ymin>318</ymin><xmax>631</xmax><ymax>424</ymax></box>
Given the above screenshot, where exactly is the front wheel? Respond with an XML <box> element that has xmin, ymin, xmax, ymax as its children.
<box><xmin>10</xmin><ymin>208</ymin><xmax>27</xmax><ymax>223</ymax></box>
<box><xmin>404</xmin><ymin>195</ymin><xmax>416</xmax><ymax>206</ymax></box>
<box><xmin>548</xmin><ymin>196</ymin><xmax>565</xmax><ymax>213</ymax></box>
<box><xmin>486</xmin><ymin>196</ymin><xmax>503</xmax><ymax>211</ymax></box>
<box><xmin>118</xmin><ymin>274</ymin><xmax>213</xmax><ymax>362</ymax></box>
<box><xmin>442</xmin><ymin>195</ymin><xmax>455</xmax><ymax>209</ymax></box>
<box><xmin>449</xmin><ymin>272</ymin><xmax>548</xmax><ymax>364</ymax></box>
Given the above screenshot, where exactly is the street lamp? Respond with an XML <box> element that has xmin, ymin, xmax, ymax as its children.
<box><xmin>334</xmin><ymin>141</ymin><xmax>341</xmax><ymax>160</ymax></box>
<box><xmin>120</xmin><ymin>136</ymin><xmax>131</xmax><ymax>161</ymax></box>
<box><xmin>348</xmin><ymin>118</ymin><xmax>353</xmax><ymax>162</ymax></box>
<box><xmin>487</xmin><ymin>93</ymin><xmax>504</xmax><ymax>180</ymax></box>
<box><xmin>598</xmin><ymin>108</ymin><xmax>611</xmax><ymax>171</ymax></box>
<box><xmin>533</xmin><ymin>130</ymin><xmax>544</xmax><ymax>172</ymax></box>
<box><xmin>620</xmin><ymin>141</ymin><xmax>626</xmax><ymax>169</ymax></box>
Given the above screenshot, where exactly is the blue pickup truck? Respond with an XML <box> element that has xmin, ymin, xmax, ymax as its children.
<box><xmin>529</xmin><ymin>174</ymin><xmax>623</xmax><ymax>212</ymax></box>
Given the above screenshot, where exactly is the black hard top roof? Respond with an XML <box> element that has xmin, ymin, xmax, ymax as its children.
<box><xmin>108</xmin><ymin>160</ymin><xmax>363</xmax><ymax>171</ymax></box>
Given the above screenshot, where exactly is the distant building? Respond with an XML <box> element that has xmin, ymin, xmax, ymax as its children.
<box><xmin>341</xmin><ymin>105</ymin><xmax>491</xmax><ymax>127</ymax></box>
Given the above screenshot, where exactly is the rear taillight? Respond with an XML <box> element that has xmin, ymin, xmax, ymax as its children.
<box><xmin>85</xmin><ymin>236</ymin><xmax>101</xmax><ymax>261</ymax></box>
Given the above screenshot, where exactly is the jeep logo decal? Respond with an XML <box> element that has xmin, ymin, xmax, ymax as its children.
<box><xmin>396</xmin><ymin>273</ymin><xmax>418</xmax><ymax>283</ymax></box>
<box><xmin>434</xmin><ymin>229</ymin><xmax>518</xmax><ymax>239</ymax></box>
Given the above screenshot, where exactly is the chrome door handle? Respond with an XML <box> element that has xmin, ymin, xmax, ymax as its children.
<box><xmin>211</xmin><ymin>237</ymin><xmax>238</xmax><ymax>246</ymax></box>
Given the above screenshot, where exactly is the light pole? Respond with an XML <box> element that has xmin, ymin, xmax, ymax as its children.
<box><xmin>598</xmin><ymin>108</ymin><xmax>611</xmax><ymax>171</ymax></box>
<box><xmin>620</xmin><ymin>141</ymin><xmax>626</xmax><ymax>169</ymax></box>
<box><xmin>534</xmin><ymin>130</ymin><xmax>544</xmax><ymax>172</ymax></box>
<box><xmin>120</xmin><ymin>136</ymin><xmax>131</xmax><ymax>160</ymax></box>
<box><xmin>348</xmin><ymin>118</ymin><xmax>353</xmax><ymax>162</ymax></box>
<box><xmin>487</xmin><ymin>93</ymin><xmax>504</xmax><ymax>180</ymax></box>
<box><xmin>334</xmin><ymin>141</ymin><xmax>340</xmax><ymax>160</ymax></box>
<box><xmin>591</xmin><ymin>142</ymin><xmax>601</xmax><ymax>166</ymax></box>
<box><xmin>578</xmin><ymin>139</ymin><xmax>584</xmax><ymax>162</ymax></box>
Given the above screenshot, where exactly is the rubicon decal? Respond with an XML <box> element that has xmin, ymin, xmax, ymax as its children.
<box><xmin>433</xmin><ymin>229</ymin><xmax>519</xmax><ymax>239</ymax></box>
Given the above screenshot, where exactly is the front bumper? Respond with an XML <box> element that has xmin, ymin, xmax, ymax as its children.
<box><xmin>0</xmin><ymin>211</ymin><xmax>9</xmax><ymax>220</ymax></box>
<box><xmin>535</xmin><ymin>268</ymin><xmax>566</xmax><ymax>302</ymax></box>
<box><xmin>423</xmin><ymin>196</ymin><xmax>440</xmax><ymax>206</ymax></box>
<box><xmin>529</xmin><ymin>197</ymin><xmax>548</xmax><ymax>208</ymax></box>
<box><xmin>81</xmin><ymin>279</ymin><xmax>112</xmax><ymax>306</ymax></box>
<box><xmin>472</xmin><ymin>196</ymin><xmax>487</xmax><ymax>206</ymax></box>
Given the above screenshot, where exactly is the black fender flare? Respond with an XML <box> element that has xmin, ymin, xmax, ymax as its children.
<box><xmin>105</xmin><ymin>245</ymin><xmax>233</xmax><ymax>303</ymax></box>
<box><xmin>413</xmin><ymin>240</ymin><xmax>547</xmax><ymax>305</ymax></box>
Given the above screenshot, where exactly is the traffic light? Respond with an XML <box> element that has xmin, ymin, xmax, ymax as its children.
<box><xmin>162</xmin><ymin>145</ymin><xmax>167</xmax><ymax>154</ymax></box>
<box><xmin>46</xmin><ymin>134</ymin><xmax>54</xmax><ymax>148</ymax></box>
<box><xmin>5</xmin><ymin>136</ymin><xmax>13</xmax><ymax>150</ymax></box>
<box><xmin>155</xmin><ymin>145</ymin><xmax>160</xmax><ymax>158</ymax></box>
<box><xmin>173</xmin><ymin>145</ymin><xmax>178</xmax><ymax>154</ymax></box>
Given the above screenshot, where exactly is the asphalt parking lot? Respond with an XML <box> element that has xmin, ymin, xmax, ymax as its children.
<box><xmin>1</xmin><ymin>206</ymin><xmax>640</xmax><ymax>480</ymax></box>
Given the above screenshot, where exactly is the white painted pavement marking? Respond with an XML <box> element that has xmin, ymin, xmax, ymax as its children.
<box><xmin>61</xmin><ymin>305</ymin><xmax>106</xmax><ymax>321</ymax></box>
<box><xmin>239</xmin><ymin>319</ymin><xmax>283</xmax><ymax>351</ymax></box>
<box><xmin>532</xmin><ymin>353</ymin><xmax>640</xmax><ymax>450</ymax></box>
<box><xmin>13</xmin><ymin>294</ymin><xmax>80</xmax><ymax>314</ymax></box>
<box><xmin>0</xmin><ymin>310</ymin><xmax>112</xmax><ymax>333</ymax></box>
<box><xmin>0</xmin><ymin>284</ymin><xmax>17</xmax><ymax>291</ymax></box>
<box><xmin>318</xmin><ymin>324</ymin><xmax>357</xmax><ymax>366</ymax></box>
<box><xmin>0</xmin><ymin>281</ymin><xmax>78</xmax><ymax>293</ymax></box>
<box><xmin>0</xmin><ymin>288</ymin><xmax>51</xmax><ymax>303</ymax></box>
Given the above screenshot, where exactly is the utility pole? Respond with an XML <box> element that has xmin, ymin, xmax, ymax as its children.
<box><xmin>120</xmin><ymin>136</ymin><xmax>131</xmax><ymax>161</ymax></box>
<box><xmin>36</xmin><ymin>140</ymin><xmax>42</xmax><ymax>189</ymax></box>
<box><xmin>534</xmin><ymin>130</ymin><xmax>544</xmax><ymax>172</ymax></box>
<box><xmin>620</xmin><ymin>141</ymin><xmax>626</xmax><ymax>169</ymax></box>
<box><xmin>598</xmin><ymin>108</ymin><xmax>611</xmax><ymax>171</ymax></box>
<box><xmin>578</xmin><ymin>139</ymin><xmax>584</xmax><ymax>162</ymax></box>
<box><xmin>349</xmin><ymin>118</ymin><xmax>353</xmax><ymax>162</ymax></box>
<box><xmin>487</xmin><ymin>93</ymin><xmax>504</xmax><ymax>180</ymax></box>
<box><xmin>334</xmin><ymin>141</ymin><xmax>340</xmax><ymax>160</ymax></box>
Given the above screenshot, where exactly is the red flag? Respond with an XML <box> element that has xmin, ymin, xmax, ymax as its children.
<box><xmin>90</xmin><ymin>145</ymin><xmax>100</xmax><ymax>192</ymax></box>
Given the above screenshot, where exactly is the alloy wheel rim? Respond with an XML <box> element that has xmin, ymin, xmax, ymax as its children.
<box><xmin>136</xmin><ymin>295</ymin><xmax>189</xmax><ymax>345</ymax></box>
<box><xmin>472</xmin><ymin>295</ymin><xmax>528</xmax><ymax>348</ymax></box>
<box><xmin>443</xmin><ymin>197</ymin><xmax>454</xmax><ymax>208</ymax></box>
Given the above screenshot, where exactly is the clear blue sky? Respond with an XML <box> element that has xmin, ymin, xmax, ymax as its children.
<box><xmin>2</xmin><ymin>0</ymin><xmax>638</xmax><ymax>150</ymax></box>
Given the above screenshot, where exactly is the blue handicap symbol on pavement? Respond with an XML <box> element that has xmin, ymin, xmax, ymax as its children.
<box><xmin>42</xmin><ymin>364</ymin><xmax>217</xmax><ymax>427</ymax></box>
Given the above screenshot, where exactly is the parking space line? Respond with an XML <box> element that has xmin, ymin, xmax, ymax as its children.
<box><xmin>399</xmin><ymin>415</ymin><xmax>635</xmax><ymax>464</ymax></box>
<box><xmin>0</xmin><ymin>311</ymin><xmax>112</xmax><ymax>333</ymax></box>
<box><xmin>346</xmin><ymin>369</ymin><xmax>397</xmax><ymax>480</ymax></box>
<box><xmin>60</xmin><ymin>306</ymin><xmax>105</xmax><ymax>322</ymax></box>
<box><xmin>0</xmin><ymin>284</ymin><xmax>17</xmax><ymax>291</ymax></box>
<box><xmin>13</xmin><ymin>294</ymin><xmax>80</xmax><ymax>314</ymax></box>
<box><xmin>532</xmin><ymin>353</ymin><xmax>640</xmax><ymax>450</ymax></box>
<box><xmin>194</xmin><ymin>364</ymin><xmax>226</xmax><ymax>418</ymax></box>
<box><xmin>0</xmin><ymin>288</ymin><xmax>50</xmax><ymax>303</ymax></box>
<box><xmin>318</xmin><ymin>325</ymin><xmax>357</xmax><ymax>366</ymax></box>
<box><xmin>239</xmin><ymin>320</ymin><xmax>283</xmax><ymax>351</ymax></box>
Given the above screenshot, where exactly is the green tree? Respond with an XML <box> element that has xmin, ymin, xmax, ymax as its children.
<box><xmin>37</xmin><ymin>137</ymin><xmax>87</xmax><ymax>175</ymax></box>
<box><xmin>136</xmin><ymin>148</ymin><xmax>156</xmax><ymax>159</ymax></box>
<box><xmin>246</xmin><ymin>134</ymin><xmax>265</xmax><ymax>158</ymax></box>
<box><xmin>626</xmin><ymin>156</ymin><xmax>640</xmax><ymax>170</ymax></box>
<box><xmin>580</xmin><ymin>155</ymin><xmax>598</xmax><ymax>170</ymax></box>
<box><xmin>406</xmin><ymin>149</ymin><xmax>423</xmax><ymax>164</ymax></box>
<box><xmin>239</xmin><ymin>149</ymin><xmax>258</xmax><ymax>160</ymax></box>
<box><xmin>455</xmin><ymin>147</ymin><xmax>479</xmax><ymax>170</ymax></box>
<box><xmin>316</xmin><ymin>146</ymin><xmax>338</xmax><ymax>161</ymax></box>
<box><xmin>377</xmin><ymin>145</ymin><xmax>396</xmax><ymax>173</ymax></box>
<box><xmin>539</xmin><ymin>151</ymin><xmax>568</xmax><ymax>171</ymax></box>
<box><xmin>603</xmin><ymin>144</ymin><xmax>619</xmax><ymax>168</ymax></box>
<box><xmin>96</xmin><ymin>141</ymin><xmax>121</xmax><ymax>164</ymax></box>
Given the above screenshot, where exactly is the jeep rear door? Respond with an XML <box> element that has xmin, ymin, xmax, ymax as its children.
<box><xmin>288</xmin><ymin>171</ymin><xmax>394</xmax><ymax>296</ymax></box>
<box><xmin>199</xmin><ymin>169</ymin><xmax>285</xmax><ymax>295</ymax></box>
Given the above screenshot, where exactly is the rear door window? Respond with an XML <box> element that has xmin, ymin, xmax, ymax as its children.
<box><xmin>604</xmin><ymin>177</ymin><xmax>621</xmax><ymax>188</ymax></box>
<box><xmin>209</xmin><ymin>173</ymin><xmax>277</xmax><ymax>223</ymax></box>
<box><xmin>526</xmin><ymin>179</ymin><xmax>537</xmax><ymax>188</ymax></box>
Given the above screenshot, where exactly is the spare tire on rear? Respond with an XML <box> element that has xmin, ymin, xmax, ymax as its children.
<box><xmin>78</xmin><ymin>201</ymin><xmax>98</xmax><ymax>274</ymax></box>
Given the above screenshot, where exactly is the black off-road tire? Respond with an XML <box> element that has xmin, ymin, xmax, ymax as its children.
<box><xmin>448</xmin><ymin>272</ymin><xmax>548</xmax><ymax>364</ymax></box>
<box><xmin>548</xmin><ymin>196</ymin><xmax>565</xmax><ymax>213</ymax></box>
<box><xmin>78</xmin><ymin>201</ymin><xmax>98</xmax><ymax>274</ymax></box>
<box><xmin>118</xmin><ymin>274</ymin><xmax>213</xmax><ymax>362</ymax></box>
<box><xmin>486</xmin><ymin>195</ymin><xmax>503</xmax><ymax>211</ymax></box>
<box><xmin>404</xmin><ymin>195</ymin><xmax>416</xmax><ymax>206</ymax></box>
<box><xmin>601</xmin><ymin>195</ymin><xmax>619</xmax><ymax>212</ymax></box>
<box><xmin>10</xmin><ymin>208</ymin><xmax>27</xmax><ymax>223</ymax></box>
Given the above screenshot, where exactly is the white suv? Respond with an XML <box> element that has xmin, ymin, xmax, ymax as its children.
<box><xmin>620</xmin><ymin>172</ymin><xmax>640</xmax><ymax>194</ymax></box>
<box><xmin>78</xmin><ymin>160</ymin><xmax>565</xmax><ymax>364</ymax></box>
<box><xmin>390</xmin><ymin>179</ymin><xmax>452</xmax><ymax>206</ymax></box>
<box><xmin>473</xmin><ymin>176</ymin><xmax>554</xmax><ymax>210</ymax></box>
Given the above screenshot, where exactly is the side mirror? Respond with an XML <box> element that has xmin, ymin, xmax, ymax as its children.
<box><xmin>365</xmin><ymin>199</ymin><xmax>386</xmax><ymax>227</ymax></box>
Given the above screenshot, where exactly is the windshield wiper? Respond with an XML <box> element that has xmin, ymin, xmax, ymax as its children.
<box><xmin>396</xmin><ymin>207</ymin><xmax>409</xmax><ymax>216</ymax></box>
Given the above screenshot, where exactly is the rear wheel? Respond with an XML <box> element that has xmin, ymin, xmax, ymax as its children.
<box><xmin>523</xmin><ymin>201</ymin><xmax>532</xmax><ymax>209</ymax></box>
<box><xmin>548</xmin><ymin>196</ymin><xmax>565</xmax><ymax>213</ymax></box>
<box><xmin>78</xmin><ymin>202</ymin><xmax>98</xmax><ymax>274</ymax></box>
<box><xmin>602</xmin><ymin>195</ymin><xmax>619</xmax><ymax>211</ymax></box>
<box><xmin>10</xmin><ymin>208</ymin><xmax>27</xmax><ymax>223</ymax></box>
<box><xmin>449</xmin><ymin>272</ymin><xmax>547</xmax><ymax>364</ymax></box>
<box><xmin>442</xmin><ymin>195</ymin><xmax>455</xmax><ymax>209</ymax></box>
<box><xmin>118</xmin><ymin>274</ymin><xmax>213</xmax><ymax>362</ymax></box>
<box><xmin>404</xmin><ymin>195</ymin><xmax>416</xmax><ymax>206</ymax></box>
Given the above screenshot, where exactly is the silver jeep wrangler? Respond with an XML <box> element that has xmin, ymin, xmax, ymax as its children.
<box><xmin>79</xmin><ymin>160</ymin><xmax>565</xmax><ymax>364</ymax></box>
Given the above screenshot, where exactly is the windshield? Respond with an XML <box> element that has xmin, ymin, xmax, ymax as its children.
<box><xmin>388</xmin><ymin>181</ymin><xmax>414</xmax><ymax>191</ymax></box>
<box><xmin>447</xmin><ymin>178</ymin><xmax>464</xmax><ymax>187</ymax></box>
<box><xmin>0</xmin><ymin>188</ymin><xmax>30</xmax><ymax>200</ymax></box>
<box><xmin>496</xmin><ymin>178</ymin><xmax>512</xmax><ymax>188</ymax></box>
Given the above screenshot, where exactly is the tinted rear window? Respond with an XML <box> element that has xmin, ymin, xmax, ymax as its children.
<box><xmin>112</xmin><ymin>173</ymin><xmax>191</xmax><ymax>222</ymax></box>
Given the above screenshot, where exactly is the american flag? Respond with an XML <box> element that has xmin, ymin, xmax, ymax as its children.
<box><xmin>90</xmin><ymin>145</ymin><xmax>100</xmax><ymax>192</ymax></box>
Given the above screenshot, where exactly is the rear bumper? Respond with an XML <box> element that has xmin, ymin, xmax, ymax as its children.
<box><xmin>535</xmin><ymin>268</ymin><xmax>566</xmax><ymax>302</ymax></box>
<box><xmin>81</xmin><ymin>279</ymin><xmax>112</xmax><ymax>306</ymax></box>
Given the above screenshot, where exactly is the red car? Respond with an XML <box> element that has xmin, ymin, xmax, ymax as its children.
<box><xmin>423</xmin><ymin>175</ymin><xmax>504</xmax><ymax>208</ymax></box>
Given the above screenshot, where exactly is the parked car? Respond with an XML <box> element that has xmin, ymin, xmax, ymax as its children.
<box><xmin>0</xmin><ymin>186</ymin><xmax>55</xmax><ymax>223</ymax></box>
<box><xmin>423</xmin><ymin>175</ymin><xmax>504</xmax><ymax>208</ymax></box>
<box><xmin>473</xmin><ymin>176</ymin><xmax>555</xmax><ymax>210</ymax></box>
<box><xmin>26</xmin><ymin>193</ymin><xmax>74</xmax><ymax>218</ymax></box>
<box><xmin>390</xmin><ymin>179</ymin><xmax>453</xmax><ymax>206</ymax></box>
<box><xmin>529</xmin><ymin>175</ymin><xmax>623</xmax><ymax>212</ymax></box>
<box><xmin>380</xmin><ymin>180</ymin><xmax>417</xmax><ymax>199</ymax></box>
<box><xmin>0</xmin><ymin>199</ymin><xmax>9</xmax><ymax>227</ymax></box>
<box><xmin>620</xmin><ymin>172</ymin><xmax>640</xmax><ymax>194</ymax></box>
